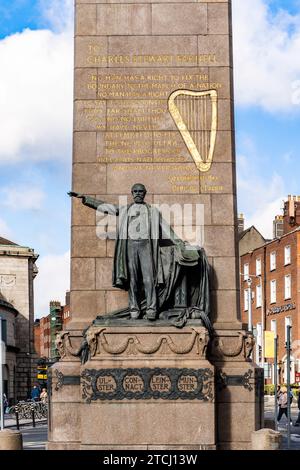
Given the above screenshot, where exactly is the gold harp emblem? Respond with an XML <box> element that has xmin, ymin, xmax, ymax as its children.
<box><xmin>168</xmin><ymin>89</ymin><xmax>218</xmax><ymax>173</ymax></box>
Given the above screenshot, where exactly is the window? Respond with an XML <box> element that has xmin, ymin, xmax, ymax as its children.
<box><xmin>264</xmin><ymin>363</ymin><xmax>272</xmax><ymax>379</ymax></box>
<box><xmin>256</xmin><ymin>258</ymin><xmax>262</xmax><ymax>276</ymax></box>
<box><xmin>270</xmin><ymin>280</ymin><xmax>276</xmax><ymax>304</ymax></box>
<box><xmin>285</xmin><ymin>316</ymin><xmax>292</xmax><ymax>342</ymax></box>
<box><xmin>256</xmin><ymin>285</ymin><xmax>262</xmax><ymax>308</ymax></box>
<box><xmin>270</xmin><ymin>252</ymin><xmax>276</xmax><ymax>271</ymax></box>
<box><xmin>0</xmin><ymin>318</ymin><xmax>7</xmax><ymax>344</ymax></box>
<box><xmin>271</xmin><ymin>320</ymin><xmax>277</xmax><ymax>336</ymax></box>
<box><xmin>284</xmin><ymin>246</ymin><xmax>291</xmax><ymax>265</ymax></box>
<box><xmin>244</xmin><ymin>289</ymin><xmax>249</xmax><ymax>311</ymax></box>
<box><xmin>244</xmin><ymin>263</ymin><xmax>249</xmax><ymax>281</ymax></box>
<box><xmin>256</xmin><ymin>323</ymin><xmax>262</xmax><ymax>347</ymax></box>
<box><xmin>284</xmin><ymin>274</ymin><xmax>291</xmax><ymax>299</ymax></box>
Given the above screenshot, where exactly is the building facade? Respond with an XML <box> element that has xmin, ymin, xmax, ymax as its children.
<box><xmin>0</xmin><ymin>293</ymin><xmax>18</xmax><ymax>403</ymax></box>
<box><xmin>240</xmin><ymin>196</ymin><xmax>300</xmax><ymax>385</ymax></box>
<box><xmin>34</xmin><ymin>293</ymin><xmax>71</xmax><ymax>362</ymax></box>
<box><xmin>0</xmin><ymin>236</ymin><xmax>38</xmax><ymax>402</ymax></box>
<box><xmin>239</xmin><ymin>226</ymin><xmax>267</xmax><ymax>257</ymax></box>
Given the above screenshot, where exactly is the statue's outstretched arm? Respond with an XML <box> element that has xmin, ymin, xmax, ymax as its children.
<box><xmin>68</xmin><ymin>192</ymin><xmax>119</xmax><ymax>215</ymax></box>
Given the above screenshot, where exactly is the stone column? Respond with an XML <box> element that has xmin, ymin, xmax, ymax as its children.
<box><xmin>70</xmin><ymin>0</ymin><xmax>240</xmax><ymax>330</ymax></box>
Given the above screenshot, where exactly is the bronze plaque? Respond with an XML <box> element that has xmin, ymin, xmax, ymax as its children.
<box><xmin>96</xmin><ymin>375</ymin><xmax>117</xmax><ymax>393</ymax></box>
<box><xmin>177</xmin><ymin>375</ymin><xmax>198</xmax><ymax>392</ymax></box>
<box><xmin>122</xmin><ymin>374</ymin><xmax>145</xmax><ymax>393</ymax></box>
<box><xmin>150</xmin><ymin>374</ymin><xmax>172</xmax><ymax>392</ymax></box>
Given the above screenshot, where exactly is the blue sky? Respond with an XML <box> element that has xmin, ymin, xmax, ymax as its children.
<box><xmin>0</xmin><ymin>0</ymin><xmax>300</xmax><ymax>315</ymax></box>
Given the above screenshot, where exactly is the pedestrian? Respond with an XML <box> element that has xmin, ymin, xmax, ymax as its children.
<box><xmin>277</xmin><ymin>386</ymin><xmax>293</xmax><ymax>425</ymax></box>
<box><xmin>40</xmin><ymin>388</ymin><xmax>48</xmax><ymax>403</ymax></box>
<box><xmin>3</xmin><ymin>393</ymin><xmax>8</xmax><ymax>413</ymax></box>
<box><xmin>276</xmin><ymin>385</ymin><xmax>282</xmax><ymax>400</ymax></box>
<box><xmin>31</xmin><ymin>385</ymin><xmax>40</xmax><ymax>402</ymax></box>
<box><xmin>294</xmin><ymin>392</ymin><xmax>300</xmax><ymax>426</ymax></box>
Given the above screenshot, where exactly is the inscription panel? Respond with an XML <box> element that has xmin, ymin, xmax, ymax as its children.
<box><xmin>96</xmin><ymin>68</ymin><xmax>219</xmax><ymax>100</ymax></box>
<box><xmin>71</xmin><ymin>129</ymin><xmax>234</xmax><ymax>165</ymax></box>
<box><xmin>74</xmin><ymin>68</ymin><xmax>227</xmax><ymax>100</ymax></box>
<box><xmin>81</xmin><ymin>368</ymin><xmax>214</xmax><ymax>402</ymax></box>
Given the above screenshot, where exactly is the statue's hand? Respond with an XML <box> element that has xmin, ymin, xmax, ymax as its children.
<box><xmin>68</xmin><ymin>191</ymin><xmax>84</xmax><ymax>199</ymax></box>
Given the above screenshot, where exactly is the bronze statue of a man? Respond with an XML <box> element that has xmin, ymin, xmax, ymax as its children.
<box><xmin>69</xmin><ymin>184</ymin><xmax>211</xmax><ymax>327</ymax></box>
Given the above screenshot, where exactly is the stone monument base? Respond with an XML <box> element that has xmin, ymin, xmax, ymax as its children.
<box><xmin>48</xmin><ymin>322</ymin><xmax>263</xmax><ymax>450</ymax></box>
<box><xmin>48</xmin><ymin>322</ymin><xmax>216</xmax><ymax>450</ymax></box>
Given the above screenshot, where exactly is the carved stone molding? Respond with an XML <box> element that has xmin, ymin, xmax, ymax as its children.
<box><xmin>209</xmin><ymin>331</ymin><xmax>255</xmax><ymax>361</ymax></box>
<box><xmin>55</xmin><ymin>331</ymin><xmax>84</xmax><ymax>361</ymax></box>
<box><xmin>51</xmin><ymin>369</ymin><xmax>80</xmax><ymax>392</ymax></box>
<box><xmin>84</xmin><ymin>326</ymin><xmax>209</xmax><ymax>359</ymax></box>
<box><xmin>216</xmin><ymin>369</ymin><xmax>254</xmax><ymax>391</ymax></box>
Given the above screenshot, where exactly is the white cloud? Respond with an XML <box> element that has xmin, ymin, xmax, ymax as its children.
<box><xmin>237</xmin><ymin>138</ymin><xmax>286</xmax><ymax>239</ymax></box>
<box><xmin>246</xmin><ymin>196</ymin><xmax>285</xmax><ymax>240</ymax></box>
<box><xmin>34</xmin><ymin>251</ymin><xmax>70</xmax><ymax>317</ymax></box>
<box><xmin>0</xmin><ymin>217</ymin><xmax>12</xmax><ymax>240</ymax></box>
<box><xmin>0</xmin><ymin>23</ymin><xmax>73</xmax><ymax>163</ymax></box>
<box><xmin>232</xmin><ymin>0</ymin><xmax>300</xmax><ymax>112</ymax></box>
<box><xmin>1</xmin><ymin>186</ymin><xmax>45</xmax><ymax>210</ymax></box>
<box><xmin>38</xmin><ymin>0</ymin><xmax>74</xmax><ymax>33</ymax></box>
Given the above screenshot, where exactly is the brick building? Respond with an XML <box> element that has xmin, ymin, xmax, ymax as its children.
<box><xmin>62</xmin><ymin>291</ymin><xmax>71</xmax><ymax>328</ymax></box>
<box><xmin>240</xmin><ymin>196</ymin><xmax>300</xmax><ymax>385</ymax></box>
<box><xmin>0</xmin><ymin>236</ymin><xmax>38</xmax><ymax>402</ymax></box>
<box><xmin>34</xmin><ymin>292</ymin><xmax>71</xmax><ymax>362</ymax></box>
<box><xmin>34</xmin><ymin>318</ymin><xmax>41</xmax><ymax>356</ymax></box>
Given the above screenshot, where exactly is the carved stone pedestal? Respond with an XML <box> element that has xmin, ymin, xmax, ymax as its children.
<box><xmin>48</xmin><ymin>322</ymin><xmax>216</xmax><ymax>450</ymax></box>
<box><xmin>209</xmin><ymin>325</ymin><xmax>264</xmax><ymax>450</ymax></box>
<box><xmin>47</xmin><ymin>323</ymin><xmax>263</xmax><ymax>451</ymax></box>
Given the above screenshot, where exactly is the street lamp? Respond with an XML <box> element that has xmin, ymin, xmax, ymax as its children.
<box><xmin>286</xmin><ymin>324</ymin><xmax>292</xmax><ymax>450</ymax></box>
<box><xmin>253</xmin><ymin>274</ymin><xmax>265</xmax><ymax>370</ymax></box>
<box><xmin>241</xmin><ymin>272</ymin><xmax>265</xmax><ymax>366</ymax></box>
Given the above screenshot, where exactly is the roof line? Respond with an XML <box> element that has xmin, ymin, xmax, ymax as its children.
<box><xmin>239</xmin><ymin>225</ymin><xmax>266</xmax><ymax>241</ymax></box>
<box><xmin>242</xmin><ymin>226</ymin><xmax>300</xmax><ymax>256</ymax></box>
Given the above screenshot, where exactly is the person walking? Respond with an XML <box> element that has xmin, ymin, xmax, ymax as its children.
<box><xmin>3</xmin><ymin>393</ymin><xmax>8</xmax><ymax>414</ymax></box>
<box><xmin>294</xmin><ymin>392</ymin><xmax>300</xmax><ymax>426</ymax></box>
<box><xmin>277</xmin><ymin>386</ymin><xmax>292</xmax><ymax>425</ymax></box>
<box><xmin>40</xmin><ymin>388</ymin><xmax>48</xmax><ymax>403</ymax></box>
<box><xmin>276</xmin><ymin>385</ymin><xmax>282</xmax><ymax>401</ymax></box>
<box><xmin>31</xmin><ymin>385</ymin><xmax>40</xmax><ymax>402</ymax></box>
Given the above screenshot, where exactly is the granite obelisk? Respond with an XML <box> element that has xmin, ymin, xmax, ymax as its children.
<box><xmin>48</xmin><ymin>0</ymin><xmax>263</xmax><ymax>450</ymax></box>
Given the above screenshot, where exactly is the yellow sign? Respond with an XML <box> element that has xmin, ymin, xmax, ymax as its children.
<box><xmin>37</xmin><ymin>374</ymin><xmax>47</xmax><ymax>380</ymax></box>
<box><xmin>264</xmin><ymin>331</ymin><xmax>275</xmax><ymax>359</ymax></box>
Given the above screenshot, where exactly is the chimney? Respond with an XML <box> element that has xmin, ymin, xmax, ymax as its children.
<box><xmin>65</xmin><ymin>291</ymin><xmax>70</xmax><ymax>306</ymax></box>
<box><xmin>273</xmin><ymin>215</ymin><xmax>284</xmax><ymax>238</ymax></box>
<box><xmin>283</xmin><ymin>195</ymin><xmax>300</xmax><ymax>234</ymax></box>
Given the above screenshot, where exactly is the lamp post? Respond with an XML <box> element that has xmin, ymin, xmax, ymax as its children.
<box><xmin>259</xmin><ymin>274</ymin><xmax>265</xmax><ymax>370</ymax></box>
<box><xmin>274</xmin><ymin>335</ymin><xmax>278</xmax><ymax>431</ymax></box>
<box><xmin>247</xmin><ymin>278</ymin><xmax>253</xmax><ymax>333</ymax></box>
<box><xmin>286</xmin><ymin>325</ymin><xmax>292</xmax><ymax>450</ymax></box>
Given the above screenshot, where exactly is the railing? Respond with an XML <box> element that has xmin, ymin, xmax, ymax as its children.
<box><xmin>7</xmin><ymin>400</ymin><xmax>47</xmax><ymax>429</ymax></box>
